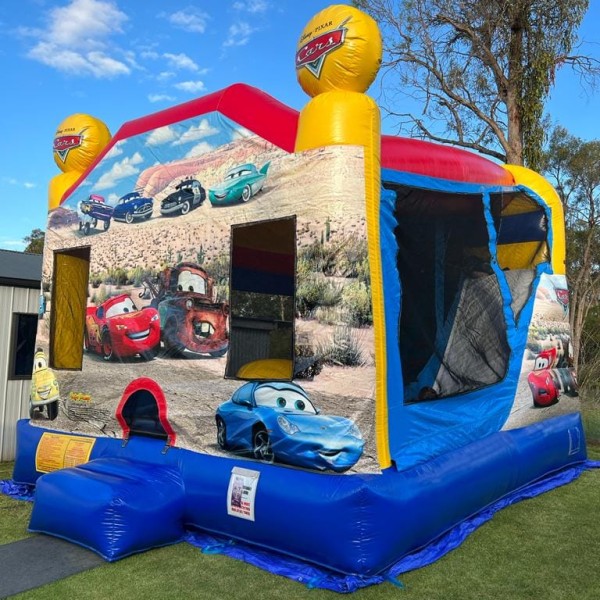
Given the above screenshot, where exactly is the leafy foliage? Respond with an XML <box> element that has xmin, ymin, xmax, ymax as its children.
<box><xmin>543</xmin><ymin>125</ymin><xmax>600</xmax><ymax>368</ymax></box>
<box><xmin>231</xmin><ymin>291</ymin><xmax>294</xmax><ymax>322</ymax></box>
<box><xmin>23</xmin><ymin>228</ymin><xmax>45</xmax><ymax>254</ymax></box>
<box><xmin>354</xmin><ymin>0</ymin><xmax>596</xmax><ymax>169</ymax></box>
<box><xmin>296</xmin><ymin>275</ymin><xmax>341</xmax><ymax>318</ymax></box>
<box><xmin>317</xmin><ymin>326</ymin><xmax>365</xmax><ymax>367</ymax></box>
<box><xmin>296</xmin><ymin>235</ymin><xmax>372</xmax><ymax>325</ymax></box>
<box><xmin>341</xmin><ymin>280</ymin><xmax>373</xmax><ymax>327</ymax></box>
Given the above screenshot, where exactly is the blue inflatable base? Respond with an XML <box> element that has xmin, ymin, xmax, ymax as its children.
<box><xmin>11</xmin><ymin>413</ymin><xmax>590</xmax><ymax>584</ymax></box>
<box><xmin>186</xmin><ymin>459</ymin><xmax>599</xmax><ymax>592</ymax></box>
<box><xmin>3</xmin><ymin>460</ymin><xmax>598</xmax><ymax>592</ymax></box>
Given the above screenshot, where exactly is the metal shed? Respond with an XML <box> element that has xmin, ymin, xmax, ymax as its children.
<box><xmin>0</xmin><ymin>249</ymin><xmax>42</xmax><ymax>461</ymax></box>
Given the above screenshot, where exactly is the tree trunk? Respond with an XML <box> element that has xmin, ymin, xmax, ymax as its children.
<box><xmin>505</xmin><ymin>6</ymin><xmax>525</xmax><ymax>165</ymax></box>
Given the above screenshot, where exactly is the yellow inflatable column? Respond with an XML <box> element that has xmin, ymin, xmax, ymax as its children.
<box><xmin>49</xmin><ymin>114</ymin><xmax>111</xmax><ymax>210</ymax></box>
<box><xmin>48</xmin><ymin>114</ymin><xmax>110</xmax><ymax>368</ymax></box>
<box><xmin>295</xmin><ymin>5</ymin><xmax>391</xmax><ymax>468</ymax></box>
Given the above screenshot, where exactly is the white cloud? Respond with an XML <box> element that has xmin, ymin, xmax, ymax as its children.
<box><xmin>157</xmin><ymin>71</ymin><xmax>176</xmax><ymax>82</ymax></box>
<box><xmin>86</xmin><ymin>51</ymin><xmax>130</xmax><ymax>76</ymax></box>
<box><xmin>223</xmin><ymin>22</ymin><xmax>255</xmax><ymax>48</ymax></box>
<box><xmin>94</xmin><ymin>152</ymin><xmax>143</xmax><ymax>190</ymax></box>
<box><xmin>45</xmin><ymin>0</ymin><xmax>127</xmax><ymax>47</ymax></box>
<box><xmin>185</xmin><ymin>142</ymin><xmax>213</xmax><ymax>158</ymax></box>
<box><xmin>104</xmin><ymin>141</ymin><xmax>125</xmax><ymax>159</ymax></box>
<box><xmin>145</xmin><ymin>126</ymin><xmax>178</xmax><ymax>147</ymax></box>
<box><xmin>148</xmin><ymin>93</ymin><xmax>176</xmax><ymax>103</ymax></box>
<box><xmin>231</xmin><ymin>127</ymin><xmax>253</xmax><ymax>140</ymax></box>
<box><xmin>140</xmin><ymin>50</ymin><xmax>160</xmax><ymax>60</ymax></box>
<box><xmin>174</xmin><ymin>80</ymin><xmax>206</xmax><ymax>93</ymax></box>
<box><xmin>25</xmin><ymin>0</ymin><xmax>130</xmax><ymax>78</ymax></box>
<box><xmin>163</xmin><ymin>52</ymin><xmax>198</xmax><ymax>71</ymax></box>
<box><xmin>173</xmin><ymin>119</ymin><xmax>219</xmax><ymax>146</ymax></box>
<box><xmin>122</xmin><ymin>50</ymin><xmax>140</xmax><ymax>70</ymax></box>
<box><xmin>166</xmin><ymin>8</ymin><xmax>209</xmax><ymax>33</ymax></box>
<box><xmin>107</xmin><ymin>192</ymin><xmax>120</xmax><ymax>206</ymax></box>
<box><xmin>27</xmin><ymin>46</ymin><xmax>130</xmax><ymax>78</ymax></box>
<box><xmin>233</xmin><ymin>1</ymin><xmax>269</xmax><ymax>13</ymax></box>
<box><xmin>2</xmin><ymin>176</ymin><xmax>37</xmax><ymax>189</ymax></box>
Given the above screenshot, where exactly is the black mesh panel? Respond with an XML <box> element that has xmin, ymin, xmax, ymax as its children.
<box><xmin>387</xmin><ymin>184</ymin><xmax>510</xmax><ymax>403</ymax></box>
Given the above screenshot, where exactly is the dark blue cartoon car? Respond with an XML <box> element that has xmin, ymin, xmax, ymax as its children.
<box><xmin>113</xmin><ymin>192</ymin><xmax>153</xmax><ymax>223</ymax></box>
<box><xmin>215</xmin><ymin>381</ymin><xmax>364</xmax><ymax>472</ymax></box>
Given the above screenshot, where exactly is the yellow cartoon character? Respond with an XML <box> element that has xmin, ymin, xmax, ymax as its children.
<box><xmin>30</xmin><ymin>348</ymin><xmax>60</xmax><ymax>420</ymax></box>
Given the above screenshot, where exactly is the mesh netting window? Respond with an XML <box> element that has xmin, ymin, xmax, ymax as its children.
<box><xmin>491</xmin><ymin>191</ymin><xmax>548</xmax><ymax>321</ymax></box>
<box><xmin>388</xmin><ymin>185</ymin><xmax>510</xmax><ymax>403</ymax></box>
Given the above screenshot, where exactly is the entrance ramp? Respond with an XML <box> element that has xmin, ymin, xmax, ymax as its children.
<box><xmin>29</xmin><ymin>458</ymin><xmax>186</xmax><ymax>561</ymax></box>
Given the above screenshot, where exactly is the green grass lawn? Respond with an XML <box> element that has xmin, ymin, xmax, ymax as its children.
<box><xmin>581</xmin><ymin>394</ymin><xmax>600</xmax><ymax>446</ymax></box>
<box><xmin>0</xmin><ymin>462</ymin><xmax>34</xmax><ymax>545</ymax></box>
<box><xmin>1</xmin><ymin>449</ymin><xmax>599</xmax><ymax>599</ymax></box>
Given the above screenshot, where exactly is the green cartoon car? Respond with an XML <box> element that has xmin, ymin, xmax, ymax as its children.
<box><xmin>208</xmin><ymin>162</ymin><xmax>270</xmax><ymax>206</ymax></box>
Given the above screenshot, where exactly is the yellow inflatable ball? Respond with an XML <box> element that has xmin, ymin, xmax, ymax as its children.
<box><xmin>53</xmin><ymin>113</ymin><xmax>111</xmax><ymax>173</ymax></box>
<box><xmin>296</xmin><ymin>4</ymin><xmax>382</xmax><ymax>97</ymax></box>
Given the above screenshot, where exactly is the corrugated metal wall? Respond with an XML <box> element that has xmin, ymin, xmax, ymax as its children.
<box><xmin>0</xmin><ymin>285</ymin><xmax>38</xmax><ymax>461</ymax></box>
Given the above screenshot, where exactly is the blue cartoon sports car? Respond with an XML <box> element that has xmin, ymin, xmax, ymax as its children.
<box><xmin>215</xmin><ymin>381</ymin><xmax>364</xmax><ymax>472</ymax></box>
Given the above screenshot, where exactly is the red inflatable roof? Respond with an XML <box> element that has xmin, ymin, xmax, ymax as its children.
<box><xmin>381</xmin><ymin>135</ymin><xmax>513</xmax><ymax>185</ymax></box>
<box><xmin>64</xmin><ymin>83</ymin><xmax>513</xmax><ymax>202</ymax></box>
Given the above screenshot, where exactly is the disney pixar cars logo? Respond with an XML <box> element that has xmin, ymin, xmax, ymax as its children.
<box><xmin>296</xmin><ymin>18</ymin><xmax>350</xmax><ymax>79</ymax></box>
<box><xmin>555</xmin><ymin>288</ymin><xmax>570</xmax><ymax>314</ymax></box>
<box><xmin>53</xmin><ymin>130</ymin><xmax>85</xmax><ymax>163</ymax></box>
<box><xmin>555</xmin><ymin>288</ymin><xmax>569</xmax><ymax>305</ymax></box>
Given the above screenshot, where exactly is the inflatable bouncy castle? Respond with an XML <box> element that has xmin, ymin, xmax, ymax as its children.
<box><xmin>11</xmin><ymin>4</ymin><xmax>590</xmax><ymax>591</ymax></box>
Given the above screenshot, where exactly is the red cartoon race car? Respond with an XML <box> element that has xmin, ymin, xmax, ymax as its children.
<box><xmin>84</xmin><ymin>294</ymin><xmax>161</xmax><ymax>361</ymax></box>
<box><xmin>527</xmin><ymin>367</ymin><xmax>578</xmax><ymax>408</ymax></box>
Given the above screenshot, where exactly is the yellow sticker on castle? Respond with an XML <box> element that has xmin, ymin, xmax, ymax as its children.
<box><xmin>35</xmin><ymin>432</ymin><xmax>95</xmax><ymax>474</ymax></box>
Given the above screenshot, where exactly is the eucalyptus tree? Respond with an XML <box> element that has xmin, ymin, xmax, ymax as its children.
<box><xmin>23</xmin><ymin>228</ymin><xmax>45</xmax><ymax>254</ymax></box>
<box><xmin>354</xmin><ymin>0</ymin><xmax>597</xmax><ymax>171</ymax></box>
<box><xmin>543</xmin><ymin>126</ymin><xmax>600</xmax><ymax>369</ymax></box>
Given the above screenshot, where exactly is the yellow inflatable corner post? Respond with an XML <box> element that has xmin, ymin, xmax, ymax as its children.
<box><xmin>295</xmin><ymin>4</ymin><xmax>382</xmax><ymax>151</ymax></box>
<box><xmin>294</xmin><ymin>5</ymin><xmax>391</xmax><ymax>468</ymax></box>
<box><xmin>49</xmin><ymin>113</ymin><xmax>111</xmax><ymax>210</ymax></box>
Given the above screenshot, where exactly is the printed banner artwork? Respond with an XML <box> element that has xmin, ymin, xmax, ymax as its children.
<box><xmin>504</xmin><ymin>273</ymin><xmax>579</xmax><ymax>431</ymax></box>
<box><xmin>37</xmin><ymin>111</ymin><xmax>378</xmax><ymax>475</ymax></box>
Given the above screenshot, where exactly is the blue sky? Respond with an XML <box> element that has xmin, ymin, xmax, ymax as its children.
<box><xmin>0</xmin><ymin>0</ymin><xmax>599</xmax><ymax>251</ymax></box>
